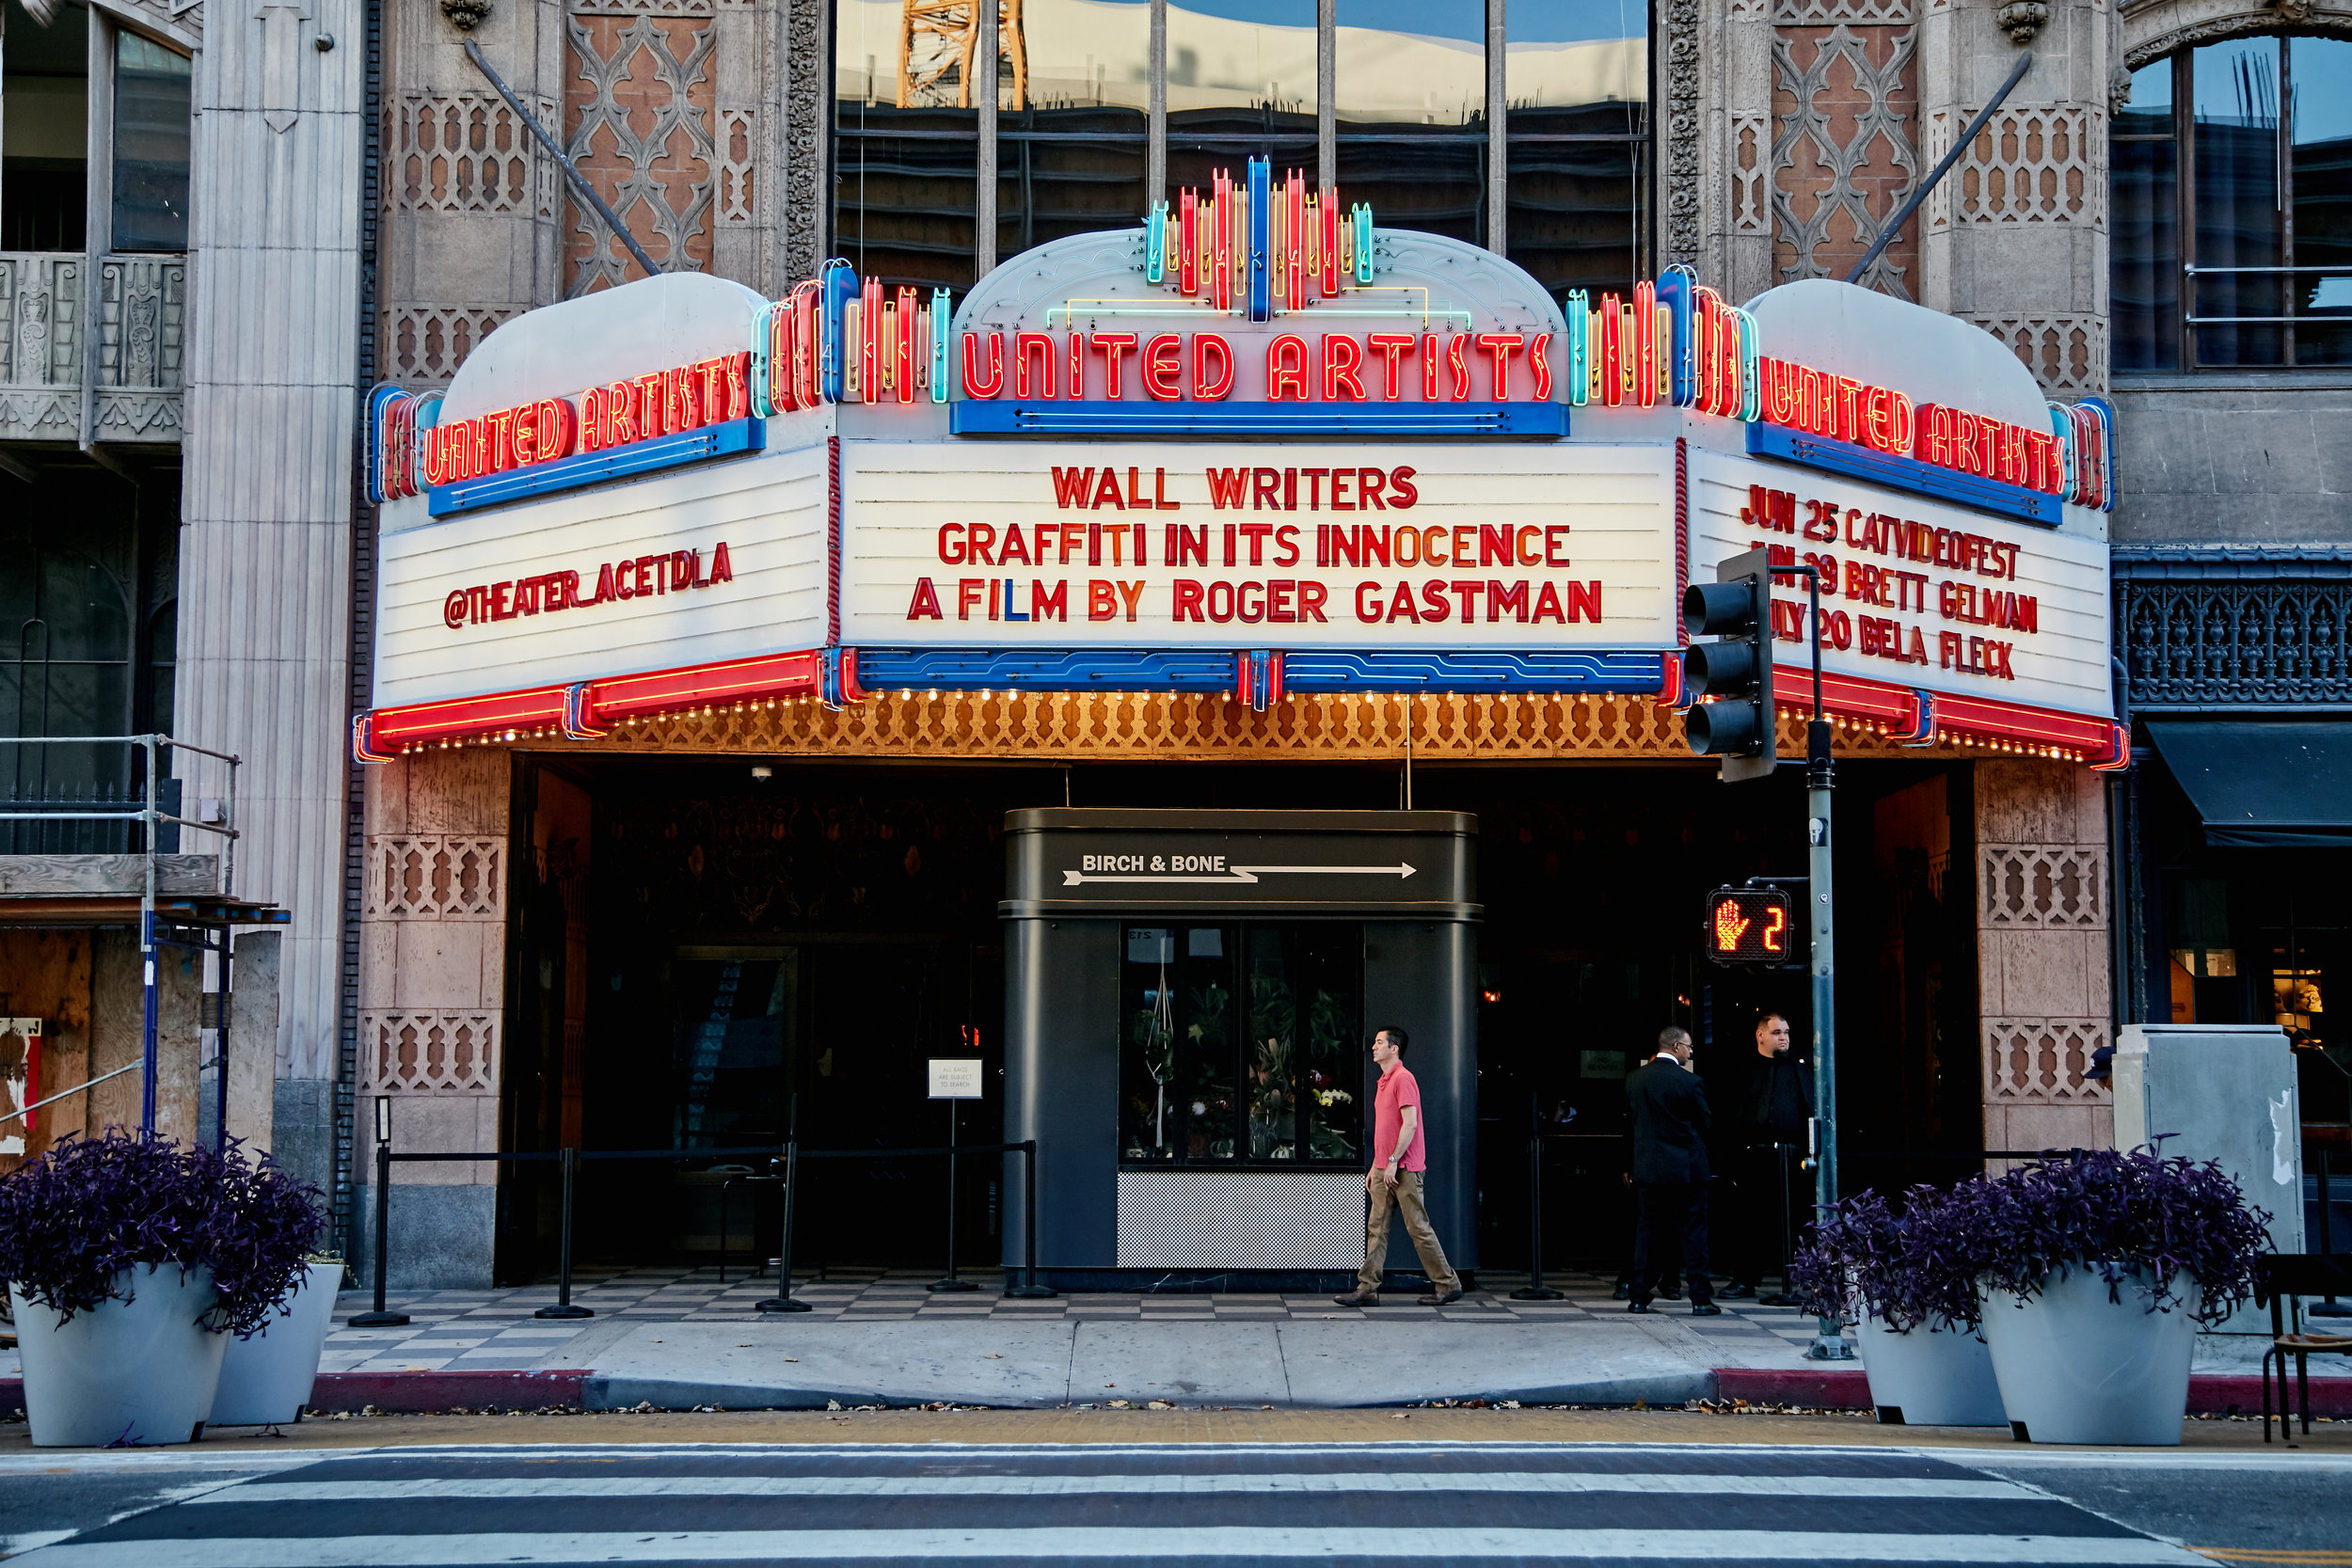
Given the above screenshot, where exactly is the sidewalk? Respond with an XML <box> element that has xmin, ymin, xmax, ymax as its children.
<box><xmin>289</xmin><ymin>1266</ymin><xmax>2337</xmax><ymax>1414</ymax></box>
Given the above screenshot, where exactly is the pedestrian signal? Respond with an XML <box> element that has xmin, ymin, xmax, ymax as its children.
<box><xmin>1704</xmin><ymin>886</ymin><xmax>1796</xmax><ymax>965</ymax></box>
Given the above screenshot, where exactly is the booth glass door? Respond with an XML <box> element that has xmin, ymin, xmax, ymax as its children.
<box><xmin>1119</xmin><ymin>923</ymin><xmax>1364</xmax><ymax>1167</ymax></box>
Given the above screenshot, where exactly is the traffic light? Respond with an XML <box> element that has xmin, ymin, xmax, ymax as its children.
<box><xmin>1704</xmin><ymin>885</ymin><xmax>1796</xmax><ymax>965</ymax></box>
<box><xmin>1682</xmin><ymin>545</ymin><xmax>1776</xmax><ymax>782</ymax></box>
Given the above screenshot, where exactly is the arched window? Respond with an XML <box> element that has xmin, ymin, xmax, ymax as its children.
<box><xmin>2114</xmin><ymin>32</ymin><xmax>2352</xmax><ymax>371</ymax></box>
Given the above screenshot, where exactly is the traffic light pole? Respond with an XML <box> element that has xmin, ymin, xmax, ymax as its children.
<box><xmin>1792</xmin><ymin>567</ymin><xmax>1852</xmax><ymax>1362</ymax></box>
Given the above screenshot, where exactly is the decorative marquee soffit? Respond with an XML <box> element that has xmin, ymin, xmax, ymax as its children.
<box><xmin>358</xmin><ymin>159</ymin><xmax>2122</xmax><ymax>769</ymax></box>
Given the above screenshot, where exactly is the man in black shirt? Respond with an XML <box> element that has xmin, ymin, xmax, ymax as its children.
<box><xmin>1721</xmin><ymin>1012</ymin><xmax>1813</xmax><ymax>1303</ymax></box>
<box><xmin>1624</xmin><ymin>1026</ymin><xmax>1719</xmax><ymax>1316</ymax></box>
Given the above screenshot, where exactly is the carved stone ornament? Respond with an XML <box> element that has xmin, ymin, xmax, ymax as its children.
<box><xmin>2109</xmin><ymin>62</ymin><xmax>2134</xmax><ymax>115</ymax></box>
<box><xmin>440</xmin><ymin>0</ymin><xmax>490</xmax><ymax>28</ymax></box>
<box><xmin>1996</xmin><ymin>0</ymin><xmax>2048</xmax><ymax>42</ymax></box>
<box><xmin>2272</xmin><ymin>0</ymin><xmax>2317</xmax><ymax>24</ymax></box>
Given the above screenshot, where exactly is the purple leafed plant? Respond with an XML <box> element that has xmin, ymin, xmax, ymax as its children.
<box><xmin>1789</xmin><ymin>1185</ymin><xmax>1984</xmax><ymax>1333</ymax></box>
<box><xmin>0</xmin><ymin>1128</ymin><xmax>327</xmax><ymax>1338</ymax></box>
<box><xmin>1955</xmin><ymin>1146</ymin><xmax>2271</xmax><ymax>1324</ymax></box>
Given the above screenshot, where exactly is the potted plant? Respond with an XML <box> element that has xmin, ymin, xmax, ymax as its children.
<box><xmin>0</xmin><ymin>1130</ymin><xmax>326</xmax><ymax>1446</ymax></box>
<box><xmin>1789</xmin><ymin>1186</ymin><xmax>2006</xmax><ymax>1427</ymax></box>
<box><xmin>1959</xmin><ymin>1147</ymin><xmax>2269</xmax><ymax>1446</ymax></box>
<box><xmin>206</xmin><ymin>1162</ymin><xmax>338</xmax><ymax>1429</ymax></box>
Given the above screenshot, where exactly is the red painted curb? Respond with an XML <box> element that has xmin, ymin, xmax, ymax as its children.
<box><xmin>1709</xmin><ymin>1367</ymin><xmax>2352</xmax><ymax>1418</ymax></box>
<box><xmin>0</xmin><ymin>1370</ymin><xmax>589</xmax><ymax>1418</ymax></box>
<box><xmin>302</xmin><ymin>1370</ymin><xmax>590</xmax><ymax>1413</ymax></box>
<box><xmin>1714</xmin><ymin>1368</ymin><xmax>1871</xmax><ymax>1409</ymax></box>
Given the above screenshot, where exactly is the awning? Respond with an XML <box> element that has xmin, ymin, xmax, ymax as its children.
<box><xmin>2146</xmin><ymin>721</ymin><xmax>2352</xmax><ymax>847</ymax></box>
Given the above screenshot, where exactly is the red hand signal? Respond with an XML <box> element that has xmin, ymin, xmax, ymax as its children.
<box><xmin>1712</xmin><ymin>900</ymin><xmax>1751</xmax><ymax>953</ymax></box>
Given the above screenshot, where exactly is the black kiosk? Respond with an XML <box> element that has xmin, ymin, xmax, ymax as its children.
<box><xmin>1001</xmin><ymin>809</ymin><xmax>1480</xmax><ymax>1286</ymax></box>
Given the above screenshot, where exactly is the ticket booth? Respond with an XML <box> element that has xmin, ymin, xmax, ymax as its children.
<box><xmin>1000</xmin><ymin>808</ymin><xmax>1480</xmax><ymax>1286</ymax></box>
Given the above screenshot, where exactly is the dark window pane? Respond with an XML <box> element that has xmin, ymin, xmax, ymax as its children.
<box><xmin>1167</xmin><ymin>0</ymin><xmax>1317</xmax><ymax>136</ymax></box>
<box><xmin>112</xmin><ymin>33</ymin><xmax>190</xmax><ymax>251</ymax></box>
<box><xmin>2113</xmin><ymin>135</ymin><xmax>2180</xmax><ymax>370</ymax></box>
<box><xmin>1507</xmin><ymin>135</ymin><xmax>1645</xmax><ymax>300</ymax></box>
<box><xmin>999</xmin><ymin>130</ymin><xmax>1146</xmax><ymax>261</ymax></box>
<box><xmin>2</xmin><ymin>0</ymin><xmax>90</xmax><ymax>250</ymax></box>
<box><xmin>2292</xmin><ymin>37</ymin><xmax>2352</xmax><ymax>364</ymax></box>
<box><xmin>1339</xmin><ymin>135</ymin><xmax>1484</xmax><ymax>244</ymax></box>
<box><xmin>1167</xmin><ymin>138</ymin><xmax>1318</xmax><ymax>198</ymax></box>
<box><xmin>835</xmin><ymin>126</ymin><xmax>979</xmax><ymax>288</ymax></box>
<box><xmin>1336</xmin><ymin>0</ymin><xmax>1484</xmax><ymax>129</ymax></box>
<box><xmin>1506</xmin><ymin>0</ymin><xmax>1646</xmax><ymax>136</ymax></box>
<box><xmin>2192</xmin><ymin>36</ymin><xmax>2283</xmax><ymax>366</ymax></box>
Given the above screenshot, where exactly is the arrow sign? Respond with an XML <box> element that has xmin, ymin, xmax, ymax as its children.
<box><xmin>1062</xmin><ymin>863</ymin><xmax>1417</xmax><ymax>886</ymax></box>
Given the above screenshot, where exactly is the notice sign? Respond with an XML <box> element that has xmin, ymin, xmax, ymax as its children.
<box><xmin>928</xmin><ymin>1058</ymin><xmax>984</xmax><ymax>1099</ymax></box>
<box><xmin>838</xmin><ymin>441</ymin><xmax>1678</xmax><ymax>649</ymax></box>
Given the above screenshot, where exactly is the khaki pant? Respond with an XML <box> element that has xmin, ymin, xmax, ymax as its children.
<box><xmin>1357</xmin><ymin>1170</ymin><xmax>1460</xmax><ymax>1294</ymax></box>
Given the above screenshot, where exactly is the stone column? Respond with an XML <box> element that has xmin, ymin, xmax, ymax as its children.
<box><xmin>357</xmin><ymin>748</ymin><xmax>510</xmax><ymax>1288</ymax></box>
<box><xmin>1915</xmin><ymin>0</ymin><xmax>2108</xmax><ymax>396</ymax></box>
<box><xmin>1977</xmin><ymin>758</ymin><xmax>2113</xmax><ymax>1157</ymax></box>
<box><xmin>177</xmin><ymin>0</ymin><xmax>364</xmax><ymax>1148</ymax></box>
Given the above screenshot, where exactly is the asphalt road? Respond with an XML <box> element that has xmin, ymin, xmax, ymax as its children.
<box><xmin>0</xmin><ymin>1438</ymin><xmax>2344</xmax><ymax>1564</ymax></box>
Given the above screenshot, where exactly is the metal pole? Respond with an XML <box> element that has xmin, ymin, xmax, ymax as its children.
<box><xmin>536</xmin><ymin>1147</ymin><xmax>595</xmax><ymax>1319</ymax></box>
<box><xmin>757</xmin><ymin>1096</ymin><xmax>811</xmax><ymax>1313</ymax></box>
<box><xmin>1845</xmin><ymin>50</ymin><xmax>2034</xmax><ymax>287</ymax></box>
<box><xmin>139</xmin><ymin>736</ymin><xmax>157</xmax><ymax>1133</ymax></box>
<box><xmin>1802</xmin><ymin>569</ymin><xmax>1851</xmax><ymax>1360</ymax></box>
<box><xmin>1004</xmin><ymin>1139</ymin><xmax>1058</xmax><ymax>1297</ymax></box>
<box><xmin>212</xmin><ymin>928</ymin><xmax>232</xmax><ymax>1153</ymax></box>
<box><xmin>1512</xmin><ymin>1092</ymin><xmax>1562</xmax><ymax>1300</ymax></box>
<box><xmin>459</xmin><ymin>38</ymin><xmax>662</xmax><ymax>279</ymax></box>
<box><xmin>350</xmin><ymin>1131</ymin><xmax>411</xmax><ymax>1327</ymax></box>
<box><xmin>930</xmin><ymin>1100</ymin><xmax>977</xmax><ymax>1291</ymax></box>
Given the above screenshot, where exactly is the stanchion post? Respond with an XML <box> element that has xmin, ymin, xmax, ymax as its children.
<box><xmin>1003</xmin><ymin>1138</ymin><xmax>1057</xmax><ymax>1298</ymax></box>
<box><xmin>757</xmin><ymin>1095</ymin><xmax>812</xmax><ymax>1314</ymax></box>
<box><xmin>536</xmin><ymin>1147</ymin><xmax>594</xmax><ymax>1319</ymax></box>
<box><xmin>929</xmin><ymin>1099</ymin><xmax>977</xmax><ymax>1292</ymax></box>
<box><xmin>1511</xmin><ymin>1093</ymin><xmax>1562</xmax><ymax>1301</ymax></box>
<box><xmin>350</xmin><ymin>1097</ymin><xmax>410</xmax><ymax>1327</ymax></box>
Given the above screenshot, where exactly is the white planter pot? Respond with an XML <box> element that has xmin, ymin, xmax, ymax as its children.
<box><xmin>1979</xmin><ymin>1263</ymin><xmax>2199</xmax><ymax>1446</ymax></box>
<box><xmin>1856</xmin><ymin>1313</ymin><xmax>2007</xmax><ymax>1426</ymax></box>
<box><xmin>12</xmin><ymin>1266</ymin><xmax>229</xmax><ymax>1448</ymax></box>
<box><xmin>209</xmin><ymin>1261</ymin><xmax>344</xmax><ymax>1427</ymax></box>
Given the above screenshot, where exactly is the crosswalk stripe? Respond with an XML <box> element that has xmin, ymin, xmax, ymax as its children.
<box><xmin>12</xmin><ymin>1526</ymin><xmax>2212</xmax><ymax>1566</ymax></box>
<box><xmin>193</xmin><ymin>1471</ymin><xmax>2039</xmax><ymax>1504</ymax></box>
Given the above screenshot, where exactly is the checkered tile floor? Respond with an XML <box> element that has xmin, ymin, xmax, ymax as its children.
<box><xmin>325</xmin><ymin>1268</ymin><xmax>1825</xmax><ymax>1373</ymax></box>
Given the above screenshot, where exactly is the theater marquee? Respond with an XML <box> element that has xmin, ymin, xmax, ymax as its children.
<box><xmin>356</xmin><ymin>158</ymin><xmax>2121</xmax><ymax>766</ymax></box>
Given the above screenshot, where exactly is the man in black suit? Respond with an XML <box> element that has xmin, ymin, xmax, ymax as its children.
<box><xmin>1623</xmin><ymin>1025</ymin><xmax>1721</xmax><ymax>1316</ymax></box>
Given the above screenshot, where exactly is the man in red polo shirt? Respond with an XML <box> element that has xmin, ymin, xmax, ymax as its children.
<box><xmin>1334</xmin><ymin>1025</ymin><xmax>1463</xmax><ymax>1307</ymax></box>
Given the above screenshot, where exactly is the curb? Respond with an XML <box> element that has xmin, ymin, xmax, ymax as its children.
<box><xmin>0</xmin><ymin>1365</ymin><xmax>2339</xmax><ymax>1418</ymax></box>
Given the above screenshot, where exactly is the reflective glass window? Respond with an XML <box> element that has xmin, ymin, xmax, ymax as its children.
<box><xmin>111</xmin><ymin>32</ymin><xmax>189</xmax><ymax>251</ymax></box>
<box><xmin>2112</xmin><ymin>59</ymin><xmax>2179</xmax><ymax>371</ymax></box>
<box><xmin>1506</xmin><ymin>0</ymin><xmax>1645</xmax><ymax>135</ymax></box>
<box><xmin>2292</xmin><ymin>37</ymin><xmax>2352</xmax><ymax>364</ymax></box>
<box><xmin>1334</xmin><ymin>0</ymin><xmax>1484</xmax><ymax>129</ymax></box>
<box><xmin>2191</xmin><ymin>36</ymin><xmax>2282</xmax><ymax>365</ymax></box>
<box><xmin>1</xmin><ymin>0</ymin><xmax>90</xmax><ymax>251</ymax></box>
<box><xmin>1166</xmin><ymin>0</ymin><xmax>1317</xmax><ymax>137</ymax></box>
<box><xmin>835</xmin><ymin>0</ymin><xmax>980</xmax><ymax>286</ymax></box>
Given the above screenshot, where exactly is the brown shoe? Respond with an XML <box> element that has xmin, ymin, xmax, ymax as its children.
<box><xmin>1332</xmin><ymin>1289</ymin><xmax>1380</xmax><ymax>1307</ymax></box>
<box><xmin>1418</xmin><ymin>1289</ymin><xmax>1465</xmax><ymax>1307</ymax></box>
